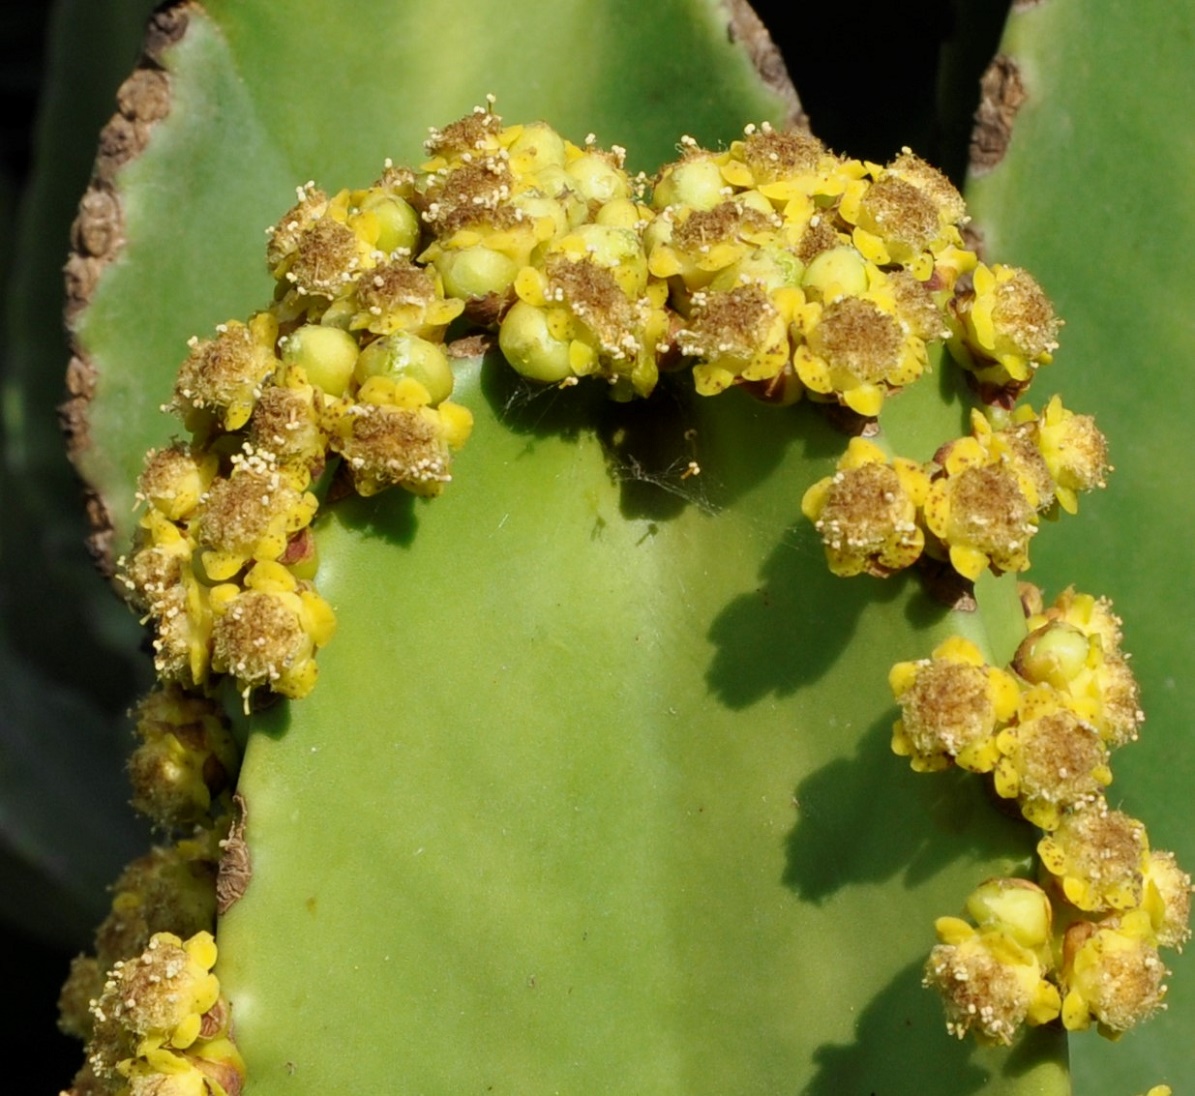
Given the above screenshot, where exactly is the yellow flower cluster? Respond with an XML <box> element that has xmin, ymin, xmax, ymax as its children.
<box><xmin>804</xmin><ymin>403</ymin><xmax>1107</xmax><ymax>581</ymax></box>
<box><xmin>894</xmin><ymin>587</ymin><xmax>1191</xmax><ymax>1042</ymax></box>
<box><xmin>651</xmin><ymin>128</ymin><xmax>971</xmax><ymax>412</ymax></box>
<box><xmin>118</xmin><ymin>106</ymin><xmax>1109</xmax><ymax>712</ymax></box>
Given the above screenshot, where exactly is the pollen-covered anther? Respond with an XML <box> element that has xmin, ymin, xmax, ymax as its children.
<box><xmin>170</xmin><ymin>313</ymin><xmax>279</xmax><ymax>431</ymax></box>
<box><xmin>265</xmin><ymin>181</ymin><xmax>329</xmax><ymax>268</ymax></box>
<box><xmin>1032</xmin><ymin>395</ymin><xmax>1111</xmax><ymax>513</ymax></box>
<box><xmin>424</xmin><ymin>105</ymin><xmax>504</xmax><ymax>161</ymax></box>
<box><xmin>283</xmin><ymin>216</ymin><xmax>364</xmax><ymax>297</ymax></box>
<box><xmin>801</xmin><ymin>437</ymin><xmax>929</xmax><ymax>577</ymax></box>
<box><xmin>351</xmin><ymin>257</ymin><xmax>463</xmax><ymax>336</ymax></box>
<box><xmin>856</xmin><ymin>176</ymin><xmax>940</xmax><ymax>259</ymax></box>
<box><xmin>1038</xmin><ymin>807</ymin><xmax>1149</xmax><ymax>912</ymax></box>
<box><xmin>994</xmin><ymin>708</ymin><xmax>1111</xmax><ymax>829</ymax></box>
<box><xmin>420</xmin><ymin>156</ymin><xmax>513</xmax><ymax>234</ymax></box>
<box><xmin>738</xmin><ymin>128</ymin><xmax>827</xmax><ymax>185</ymax></box>
<box><xmin>1061</xmin><ymin>914</ymin><xmax>1168</xmax><ymax>1036</ymax></box>
<box><xmin>648</xmin><ymin>200</ymin><xmax>778</xmax><ymax>288</ymax></box>
<box><xmin>809</xmin><ymin>297</ymin><xmax>902</xmax><ymax>382</ymax></box>
<box><xmin>1143</xmin><ymin>850</ymin><xmax>1193</xmax><ymax>951</ymax></box>
<box><xmin>887</xmin><ymin>268</ymin><xmax>950</xmax><ymax>341</ymax></box>
<box><xmin>888</xmin><ymin>636</ymin><xmax>1019</xmax><ymax>773</ymax></box>
<box><xmin>546</xmin><ymin>254</ymin><xmax>636</xmax><ymax>359</ymax></box>
<box><xmin>886</xmin><ymin>150</ymin><xmax>968</xmax><ymax>227</ymax></box>
<box><xmin>210</xmin><ymin>564</ymin><xmax>334</xmax><ymax>703</ymax></box>
<box><xmin>87</xmin><ymin>931</ymin><xmax>219</xmax><ymax>1077</ymax></box>
<box><xmin>328</xmin><ymin>400</ymin><xmax>457</xmax><ymax>498</ymax></box>
<box><xmin>246</xmin><ymin>382</ymin><xmax>329</xmax><ymax>473</ymax></box>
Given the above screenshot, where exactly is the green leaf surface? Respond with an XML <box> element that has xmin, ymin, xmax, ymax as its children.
<box><xmin>220</xmin><ymin>360</ymin><xmax>1061</xmax><ymax>1094</ymax></box>
<box><xmin>966</xmin><ymin>1</ymin><xmax>1195</xmax><ymax>1091</ymax></box>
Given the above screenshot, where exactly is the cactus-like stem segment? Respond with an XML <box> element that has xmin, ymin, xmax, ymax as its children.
<box><xmin>60</xmin><ymin>103</ymin><xmax>1188</xmax><ymax>1094</ymax></box>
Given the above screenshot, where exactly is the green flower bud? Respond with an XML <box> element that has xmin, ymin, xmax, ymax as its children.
<box><xmin>801</xmin><ymin>245</ymin><xmax>869</xmax><ymax>300</ymax></box>
<box><xmin>565</xmin><ymin>150</ymin><xmax>630</xmax><ymax>206</ymax></box>
<box><xmin>499</xmin><ymin>300</ymin><xmax>574</xmax><ymax>383</ymax></box>
<box><xmin>965</xmin><ymin>878</ymin><xmax>1053</xmax><ymax>956</ymax></box>
<box><xmin>709</xmin><ymin>246</ymin><xmax>803</xmax><ymax>294</ymax></box>
<box><xmin>508</xmin><ymin>121</ymin><xmax>568</xmax><ymax>175</ymax></box>
<box><xmin>357</xmin><ymin>190</ymin><xmax>421</xmax><ymax>255</ymax></box>
<box><xmin>354</xmin><ymin>332</ymin><xmax>454</xmax><ymax>406</ymax></box>
<box><xmin>281</xmin><ymin>323</ymin><xmax>359</xmax><ymax>396</ymax></box>
<box><xmin>1014</xmin><ymin>622</ymin><xmax>1091</xmax><ymax>691</ymax></box>
<box><xmin>654</xmin><ymin>151</ymin><xmax>726</xmax><ymax>211</ymax></box>
<box><xmin>435</xmin><ymin>244</ymin><xmax>520</xmax><ymax>300</ymax></box>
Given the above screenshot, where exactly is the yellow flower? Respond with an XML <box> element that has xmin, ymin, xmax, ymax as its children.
<box><xmin>210</xmin><ymin>560</ymin><xmax>336</xmax><ymax>707</ymax></box>
<box><xmin>89</xmin><ymin>932</ymin><xmax>219</xmax><ymax>1076</ymax></box>
<box><xmin>888</xmin><ymin>636</ymin><xmax>1020</xmax><ymax>773</ymax></box>
<box><xmin>1140</xmin><ymin>849</ymin><xmax>1193</xmax><ymax>951</ymax></box>
<box><xmin>324</xmin><ymin>380</ymin><xmax>472</xmax><ymax>498</ymax></box>
<box><xmin>1038</xmin><ymin>807</ymin><xmax>1149</xmax><ymax>912</ymax></box>
<box><xmin>839</xmin><ymin>151</ymin><xmax>969</xmax><ymax>279</ymax></box>
<box><xmin>923</xmin><ymin>430</ymin><xmax>1041</xmax><ymax>579</ymax></box>
<box><xmin>503</xmin><ymin>241</ymin><xmax>667</xmax><ymax>398</ymax></box>
<box><xmin>1014</xmin><ymin>395</ymin><xmax>1111</xmax><ymax>514</ymax></box>
<box><xmin>1060</xmin><ymin>912</ymin><xmax>1168</xmax><ymax>1037</ymax></box>
<box><xmin>343</xmin><ymin>256</ymin><xmax>464</xmax><ymax>338</ymax></box>
<box><xmin>948</xmin><ymin>263</ymin><xmax>1061</xmax><ymax>391</ymax></box>
<box><xmin>124</xmin><ymin>535</ymin><xmax>211</xmax><ymax>688</ymax></box>
<box><xmin>127</xmin><ymin>685</ymin><xmax>240</xmax><ymax>831</ymax></box>
<box><xmin>170</xmin><ymin>313</ymin><xmax>280</xmax><ymax>432</ymax></box>
<box><xmin>993</xmin><ymin>700</ymin><xmax>1111</xmax><ymax>830</ymax></box>
<box><xmin>136</xmin><ymin>444</ymin><xmax>218</xmax><ymax>523</ymax></box>
<box><xmin>792</xmin><ymin>291</ymin><xmax>929</xmax><ymax>416</ymax></box>
<box><xmin>245</xmin><ymin>369</ymin><xmax>331</xmax><ymax>475</ymax></box>
<box><xmin>645</xmin><ymin>197</ymin><xmax>780</xmax><ymax>291</ymax></box>
<box><xmin>801</xmin><ymin>437</ymin><xmax>929</xmax><ymax>577</ymax></box>
<box><xmin>679</xmin><ymin>283</ymin><xmax>802</xmax><ymax>396</ymax></box>
<box><xmin>193</xmin><ymin>446</ymin><xmax>318</xmax><ymax>582</ymax></box>
<box><xmin>925</xmin><ymin>900</ymin><xmax>1061</xmax><ymax>1044</ymax></box>
<box><xmin>720</xmin><ymin>123</ymin><xmax>838</xmax><ymax>192</ymax></box>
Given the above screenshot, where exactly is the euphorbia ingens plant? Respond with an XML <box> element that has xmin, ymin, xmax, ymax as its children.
<box><xmin>55</xmin><ymin>99</ymin><xmax>1189</xmax><ymax>1095</ymax></box>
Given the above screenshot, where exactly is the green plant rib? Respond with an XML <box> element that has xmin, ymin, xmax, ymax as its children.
<box><xmin>53</xmin><ymin>95</ymin><xmax>1191</xmax><ymax>1096</ymax></box>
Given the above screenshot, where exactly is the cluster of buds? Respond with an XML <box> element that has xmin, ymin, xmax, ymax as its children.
<box><xmin>890</xmin><ymin>587</ymin><xmax>1190</xmax><ymax>1042</ymax></box>
<box><xmin>60</xmin><ymin>688</ymin><xmax>243</xmax><ymax>1094</ymax></box>
<box><xmin>803</xmin><ymin>399</ymin><xmax>1108</xmax><ymax>581</ymax></box>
